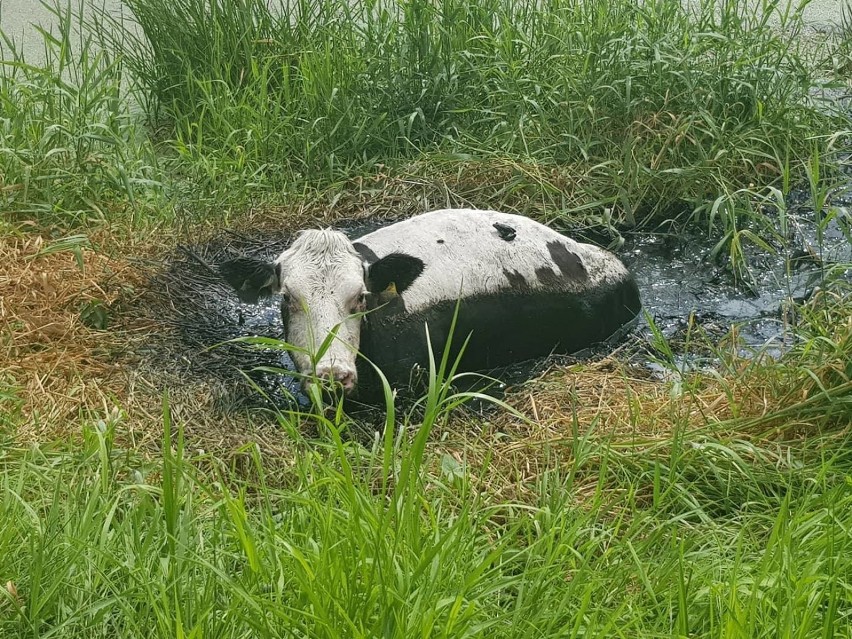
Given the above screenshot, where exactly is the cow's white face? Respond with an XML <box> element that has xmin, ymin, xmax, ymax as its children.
<box><xmin>276</xmin><ymin>231</ymin><xmax>367</xmax><ymax>391</ymax></box>
<box><xmin>220</xmin><ymin>230</ymin><xmax>423</xmax><ymax>395</ymax></box>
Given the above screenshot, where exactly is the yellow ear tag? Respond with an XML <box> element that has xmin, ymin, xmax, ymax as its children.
<box><xmin>383</xmin><ymin>281</ymin><xmax>398</xmax><ymax>296</ymax></box>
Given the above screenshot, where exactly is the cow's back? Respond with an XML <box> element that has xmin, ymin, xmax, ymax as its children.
<box><xmin>353</xmin><ymin>209</ymin><xmax>641</xmax><ymax>395</ymax></box>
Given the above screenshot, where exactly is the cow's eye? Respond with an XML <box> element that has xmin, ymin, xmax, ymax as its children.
<box><xmin>352</xmin><ymin>292</ymin><xmax>366</xmax><ymax>311</ymax></box>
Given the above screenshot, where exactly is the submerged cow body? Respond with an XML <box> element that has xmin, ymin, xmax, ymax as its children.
<box><xmin>220</xmin><ymin>209</ymin><xmax>641</xmax><ymax>398</ymax></box>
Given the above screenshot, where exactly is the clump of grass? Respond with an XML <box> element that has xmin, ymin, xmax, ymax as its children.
<box><xmin>826</xmin><ymin>2</ymin><xmax>852</xmax><ymax>79</ymax></box>
<box><xmin>0</xmin><ymin>1</ymin><xmax>160</xmax><ymax>226</ymax></box>
<box><xmin>100</xmin><ymin>0</ymin><xmax>840</xmax><ymax>225</ymax></box>
<box><xmin>769</xmin><ymin>275</ymin><xmax>852</xmax><ymax>418</ymax></box>
<box><xmin>703</xmin><ymin>269</ymin><xmax>852</xmax><ymax>437</ymax></box>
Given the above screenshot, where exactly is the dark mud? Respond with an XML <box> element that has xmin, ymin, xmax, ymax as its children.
<box><xmin>137</xmin><ymin>196</ymin><xmax>850</xmax><ymax>412</ymax></box>
<box><xmin>624</xmin><ymin>217</ymin><xmax>850</xmax><ymax>356</ymax></box>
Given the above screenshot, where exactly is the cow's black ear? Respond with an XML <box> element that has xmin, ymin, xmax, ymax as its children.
<box><xmin>219</xmin><ymin>257</ymin><xmax>281</xmax><ymax>303</ymax></box>
<box><xmin>366</xmin><ymin>252</ymin><xmax>424</xmax><ymax>295</ymax></box>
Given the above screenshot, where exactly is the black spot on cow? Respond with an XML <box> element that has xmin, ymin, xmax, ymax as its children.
<box><xmin>493</xmin><ymin>222</ymin><xmax>517</xmax><ymax>241</ymax></box>
<box><xmin>436</xmin><ymin>239</ymin><xmax>445</xmax><ymax>244</ymax></box>
<box><xmin>547</xmin><ymin>241</ymin><xmax>587</xmax><ymax>281</ymax></box>
<box><xmin>357</xmin><ymin>276</ymin><xmax>642</xmax><ymax>402</ymax></box>
<box><xmin>366</xmin><ymin>252</ymin><xmax>425</xmax><ymax>295</ymax></box>
<box><xmin>502</xmin><ymin>268</ymin><xmax>528</xmax><ymax>290</ymax></box>
<box><xmin>535</xmin><ymin>266</ymin><xmax>562</xmax><ymax>287</ymax></box>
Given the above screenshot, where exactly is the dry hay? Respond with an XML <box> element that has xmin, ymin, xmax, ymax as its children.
<box><xmin>0</xmin><ymin>224</ymin><xmax>259</xmax><ymax>439</ymax></box>
<box><xmin>431</xmin><ymin>343</ymin><xmax>851</xmax><ymax>504</ymax></box>
<box><xmin>235</xmin><ymin>158</ymin><xmax>601</xmax><ymax>235</ymax></box>
<box><xmin>0</xmin><ymin>224</ymin><xmax>315</xmax><ymax>461</ymax></box>
<box><xmin>0</xmin><ymin>231</ymin><xmax>146</xmax><ymax>439</ymax></box>
<box><xmin>501</xmin><ymin>359</ymin><xmax>739</xmax><ymax>440</ymax></box>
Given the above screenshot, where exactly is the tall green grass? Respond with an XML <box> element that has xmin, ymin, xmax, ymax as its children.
<box><xmin>2</xmin><ymin>0</ymin><xmax>846</xmax><ymax>231</ymax></box>
<box><xmin>100</xmin><ymin>0</ymin><xmax>841</xmax><ymax>224</ymax></box>
<box><xmin>827</xmin><ymin>1</ymin><xmax>852</xmax><ymax>78</ymax></box>
<box><xmin>0</xmin><ymin>1</ymin><xmax>161</xmax><ymax>225</ymax></box>
<box><xmin>1</xmin><ymin>388</ymin><xmax>850</xmax><ymax>638</ymax></box>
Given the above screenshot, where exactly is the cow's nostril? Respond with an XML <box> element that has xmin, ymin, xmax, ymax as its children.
<box><xmin>314</xmin><ymin>365</ymin><xmax>356</xmax><ymax>393</ymax></box>
<box><xmin>337</xmin><ymin>370</ymin><xmax>356</xmax><ymax>392</ymax></box>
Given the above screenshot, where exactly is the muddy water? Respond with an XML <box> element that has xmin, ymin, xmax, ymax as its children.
<box><xmin>144</xmin><ymin>193</ymin><xmax>850</xmax><ymax>412</ymax></box>
<box><xmin>624</xmin><ymin>210</ymin><xmax>852</xmax><ymax>357</ymax></box>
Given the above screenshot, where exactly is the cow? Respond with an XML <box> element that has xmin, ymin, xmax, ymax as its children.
<box><xmin>219</xmin><ymin>208</ymin><xmax>641</xmax><ymax>399</ymax></box>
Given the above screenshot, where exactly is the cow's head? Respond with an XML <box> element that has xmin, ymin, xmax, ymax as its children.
<box><xmin>219</xmin><ymin>230</ymin><xmax>423</xmax><ymax>394</ymax></box>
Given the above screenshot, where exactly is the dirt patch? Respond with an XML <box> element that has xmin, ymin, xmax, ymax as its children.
<box><xmin>0</xmin><ymin>223</ymin><xmax>311</xmax><ymax>457</ymax></box>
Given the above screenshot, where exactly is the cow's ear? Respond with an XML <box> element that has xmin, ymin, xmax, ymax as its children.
<box><xmin>366</xmin><ymin>252</ymin><xmax>424</xmax><ymax>296</ymax></box>
<box><xmin>219</xmin><ymin>257</ymin><xmax>281</xmax><ymax>303</ymax></box>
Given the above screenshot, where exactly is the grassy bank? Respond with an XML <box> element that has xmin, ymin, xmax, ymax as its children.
<box><xmin>1</xmin><ymin>425</ymin><xmax>851</xmax><ymax>637</ymax></box>
<box><xmin>2</xmin><ymin>0</ymin><xmax>850</xmax><ymax>231</ymax></box>
<box><xmin>0</xmin><ymin>2</ymin><xmax>160</xmax><ymax>227</ymax></box>
<box><xmin>1</xmin><ymin>288</ymin><xmax>851</xmax><ymax>637</ymax></box>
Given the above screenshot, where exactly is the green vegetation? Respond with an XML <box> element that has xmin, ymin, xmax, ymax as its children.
<box><xmin>2</xmin><ymin>287</ymin><xmax>852</xmax><ymax>637</ymax></box>
<box><xmin>829</xmin><ymin>2</ymin><xmax>852</xmax><ymax>78</ymax></box>
<box><xmin>0</xmin><ymin>2</ymin><xmax>160</xmax><ymax>225</ymax></box>
<box><xmin>1</xmin><ymin>0</ymin><xmax>851</xmax><ymax>637</ymax></box>
<box><xmin>1</xmin><ymin>0</ymin><xmax>849</xmax><ymax>229</ymax></box>
<box><xmin>107</xmin><ymin>0</ymin><xmax>836</xmax><ymax>221</ymax></box>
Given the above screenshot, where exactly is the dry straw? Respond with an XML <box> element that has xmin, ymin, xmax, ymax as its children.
<box><xmin>0</xmin><ymin>232</ymin><xmax>142</xmax><ymax>439</ymax></box>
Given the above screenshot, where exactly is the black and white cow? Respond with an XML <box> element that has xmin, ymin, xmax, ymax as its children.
<box><xmin>219</xmin><ymin>208</ymin><xmax>641</xmax><ymax>397</ymax></box>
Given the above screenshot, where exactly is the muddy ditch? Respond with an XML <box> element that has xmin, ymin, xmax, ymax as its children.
<box><xmin>133</xmin><ymin>197</ymin><xmax>851</xmax><ymax>414</ymax></box>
